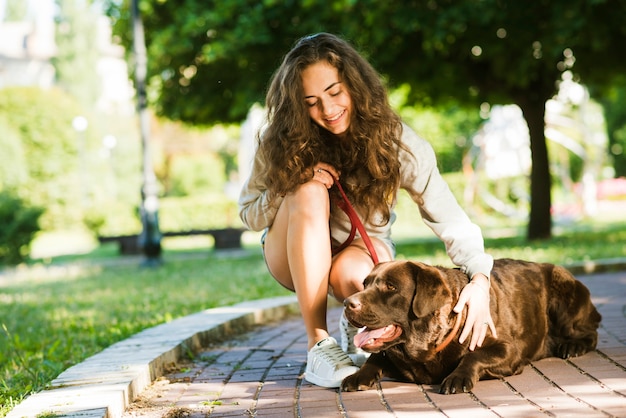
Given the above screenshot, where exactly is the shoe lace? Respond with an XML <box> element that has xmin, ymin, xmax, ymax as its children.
<box><xmin>317</xmin><ymin>343</ymin><xmax>354</xmax><ymax>368</ymax></box>
<box><xmin>341</xmin><ymin>315</ymin><xmax>358</xmax><ymax>351</ymax></box>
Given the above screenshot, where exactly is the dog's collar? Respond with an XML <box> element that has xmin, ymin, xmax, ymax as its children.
<box><xmin>434</xmin><ymin>310</ymin><xmax>463</xmax><ymax>353</ymax></box>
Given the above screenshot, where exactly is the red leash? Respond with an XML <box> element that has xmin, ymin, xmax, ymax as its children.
<box><xmin>330</xmin><ymin>178</ymin><xmax>380</xmax><ymax>265</ymax></box>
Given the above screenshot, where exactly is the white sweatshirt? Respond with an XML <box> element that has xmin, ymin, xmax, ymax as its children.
<box><xmin>238</xmin><ymin>123</ymin><xmax>493</xmax><ymax>279</ymax></box>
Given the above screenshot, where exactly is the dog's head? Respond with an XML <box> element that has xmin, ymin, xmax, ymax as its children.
<box><xmin>343</xmin><ymin>260</ymin><xmax>458</xmax><ymax>353</ymax></box>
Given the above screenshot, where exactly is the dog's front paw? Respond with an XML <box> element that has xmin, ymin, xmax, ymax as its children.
<box><xmin>341</xmin><ymin>370</ymin><xmax>378</xmax><ymax>392</ymax></box>
<box><xmin>439</xmin><ymin>372</ymin><xmax>476</xmax><ymax>395</ymax></box>
<box><xmin>556</xmin><ymin>340</ymin><xmax>593</xmax><ymax>359</ymax></box>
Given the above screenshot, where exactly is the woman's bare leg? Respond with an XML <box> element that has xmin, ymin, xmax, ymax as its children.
<box><xmin>264</xmin><ymin>181</ymin><xmax>333</xmax><ymax>349</ymax></box>
<box><xmin>329</xmin><ymin>238</ymin><xmax>393</xmax><ymax>302</ymax></box>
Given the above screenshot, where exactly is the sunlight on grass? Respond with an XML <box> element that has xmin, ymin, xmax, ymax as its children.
<box><xmin>0</xmin><ymin>254</ymin><xmax>291</xmax><ymax>414</ymax></box>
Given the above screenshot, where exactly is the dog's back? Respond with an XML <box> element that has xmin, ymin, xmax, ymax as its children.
<box><xmin>490</xmin><ymin>258</ymin><xmax>601</xmax><ymax>361</ymax></box>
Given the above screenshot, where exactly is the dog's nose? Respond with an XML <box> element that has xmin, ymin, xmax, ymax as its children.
<box><xmin>344</xmin><ymin>296</ymin><xmax>361</xmax><ymax>311</ymax></box>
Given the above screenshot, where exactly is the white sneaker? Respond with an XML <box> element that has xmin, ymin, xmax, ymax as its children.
<box><xmin>305</xmin><ymin>337</ymin><xmax>359</xmax><ymax>388</ymax></box>
<box><xmin>340</xmin><ymin>311</ymin><xmax>371</xmax><ymax>366</ymax></box>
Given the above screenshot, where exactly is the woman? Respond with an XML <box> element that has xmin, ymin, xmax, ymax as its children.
<box><xmin>239</xmin><ymin>33</ymin><xmax>496</xmax><ymax>388</ymax></box>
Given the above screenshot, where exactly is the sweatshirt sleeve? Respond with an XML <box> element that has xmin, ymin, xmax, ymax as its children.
<box><xmin>399</xmin><ymin>125</ymin><xmax>493</xmax><ymax>279</ymax></box>
<box><xmin>238</xmin><ymin>150</ymin><xmax>284</xmax><ymax>232</ymax></box>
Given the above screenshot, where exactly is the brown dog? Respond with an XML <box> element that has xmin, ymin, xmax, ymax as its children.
<box><xmin>341</xmin><ymin>258</ymin><xmax>601</xmax><ymax>394</ymax></box>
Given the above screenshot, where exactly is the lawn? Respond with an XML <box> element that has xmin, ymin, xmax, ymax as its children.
<box><xmin>1</xmin><ymin>216</ymin><xmax>625</xmax><ymax>415</ymax></box>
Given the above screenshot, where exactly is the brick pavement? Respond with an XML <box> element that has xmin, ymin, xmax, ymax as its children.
<box><xmin>7</xmin><ymin>269</ymin><xmax>626</xmax><ymax>418</ymax></box>
<box><xmin>121</xmin><ymin>271</ymin><xmax>626</xmax><ymax>418</ymax></box>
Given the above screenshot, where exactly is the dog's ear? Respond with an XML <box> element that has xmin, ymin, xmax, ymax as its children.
<box><xmin>409</xmin><ymin>262</ymin><xmax>452</xmax><ymax>318</ymax></box>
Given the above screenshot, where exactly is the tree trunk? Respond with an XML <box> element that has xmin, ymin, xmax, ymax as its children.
<box><xmin>133</xmin><ymin>0</ymin><xmax>162</xmax><ymax>264</ymax></box>
<box><xmin>517</xmin><ymin>95</ymin><xmax>552</xmax><ymax>240</ymax></box>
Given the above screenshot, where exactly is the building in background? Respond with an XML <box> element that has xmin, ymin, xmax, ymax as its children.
<box><xmin>0</xmin><ymin>0</ymin><xmax>133</xmax><ymax>113</ymax></box>
<box><xmin>0</xmin><ymin>0</ymin><xmax>56</xmax><ymax>89</ymax></box>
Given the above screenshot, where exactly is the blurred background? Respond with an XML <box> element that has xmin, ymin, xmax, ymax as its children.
<box><xmin>1</xmin><ymin>0</ymin><xmax>625</xmax><ymax>265</ymax></box>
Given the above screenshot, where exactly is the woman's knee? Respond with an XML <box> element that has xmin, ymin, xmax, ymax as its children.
<box><xmin>284</xmin><ymin>181</ymin><xmax>330</xmax><ymax>214</ymax></box>
<box><xmin>329</xmin><ymin>252</ymin><xmax>373</xmax><ymax>301</ymax></box>
<box><xmin>263</xmin><ymin>181</ymin><xmax>331</xmax><ymax>290</ymax></box>
<box><xmin>328</xmin><ymin>239</ymin><xmax>393</xmax><ymax>301</ymax></box>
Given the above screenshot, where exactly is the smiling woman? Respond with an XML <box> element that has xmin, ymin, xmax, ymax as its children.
<box><xmin>302</xmin><ymin>62</ymin><xmax>352</xmax><ymax>137</ymax></box>
<box><xmin>238</xmin><ymin>32</ymin><xmax>495</xmax><ymax>389</ymax></box>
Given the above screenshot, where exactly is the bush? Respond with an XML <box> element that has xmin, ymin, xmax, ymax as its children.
<box><xmin>0</xmin><ymin>191</ymin><xmax>44</xmax><ymax>264</ymax></box>
<box><xmin>158</xmin><ymin>195</ymin><xmax>242</xmax><ymax>232</ymax></box>
<box><xmin>83</xmin><ymin>200</ymin><xmax>142</xmax><ymax>237</ymax></box>
<box><xmin>167</xmin><ymin>153</ymin><xmax>226</xmax><ymax>197</ymax></box>
<box><xmin>83</xmin><ymin>194</ymin><xmax>241</xmax><ymax>237</ymax></box>
<box><xmin>0</xmin><ymin>87</ymin><xmax>83</xmax><ymax>231</ymax></box>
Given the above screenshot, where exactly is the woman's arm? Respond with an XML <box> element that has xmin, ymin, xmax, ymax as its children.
<box><xmin>238</xmin><ymin>152</ymin><xmax>284</xmax><ymax>232</ymax></box>
<box><xmin>399</xmin><ymin>125</ymin><xmax>496</xmax><ymax>348</ymax></box>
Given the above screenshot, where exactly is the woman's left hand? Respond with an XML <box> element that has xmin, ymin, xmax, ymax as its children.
<box><xmin>453</xmin><ymin>273</ymin><xmax>497</xmax><ymax>350</ymax></box>
<box><xmin>312</xmin><ymin>163</ymin><xmax>340</xmax><ymax>189</ymax></box>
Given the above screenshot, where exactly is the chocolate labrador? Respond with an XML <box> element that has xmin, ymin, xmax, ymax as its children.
<box><xmin>341</xmin><ymin>258</ymin><xmax>601</xmax><ymax>394</ymax></box>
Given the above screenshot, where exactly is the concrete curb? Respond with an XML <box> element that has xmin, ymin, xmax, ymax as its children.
<box><xmin>6</xmin><ymin>258</ymin><xmax>626</xmax><ymax>418</ymax></box>
<box><xmin>6</xmin><ymin>296</ymin><xmax>299</xmax><ymax>418</ymax></box>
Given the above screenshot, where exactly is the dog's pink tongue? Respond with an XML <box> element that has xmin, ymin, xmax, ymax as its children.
<box><xmin>354</xmin><ymin>325</ymin><xmax>396</xmax><ymax>348</ymax></box>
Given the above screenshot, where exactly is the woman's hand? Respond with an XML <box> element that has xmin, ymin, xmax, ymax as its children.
<box><xmin>312</xmin><ymin>163</ymin><xmax>340</xmax><ymax>189</ymax></box>
<box><xmin>453</xmin><ymin>273</ymin><xmax>497</xmax><ymax>350</ymax></box>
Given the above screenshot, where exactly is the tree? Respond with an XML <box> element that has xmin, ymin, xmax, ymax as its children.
<box><xmin>0</xmin><ymin>87</ymin><xmax>84</xmax><ymax>230</ymax></box>
<box><xmin>598</xmin><ymin>81</ymin><xmax>626</xmax><ymax>178</ymax></box>
<box><xmin>107</xmin><ymin>0</ymin><xmax>626</xmax><ymax>239</ymax></box>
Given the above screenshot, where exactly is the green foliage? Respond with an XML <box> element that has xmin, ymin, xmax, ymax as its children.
<box><xmin>0</xmin><ymin>87</ymin><xmax>84</xmax><ymax>231</ymax></box>
<box><xmin>0</xmin><ymin>115</ymin><xmax>27</xmax><ymax>189</ymax></box>
<box><xmin>83</xmin><ymin>201</ymin><xmax>142</xmax><ymax>237</ymax></box>
<box><xmin>0</xmin><ymin>192</ymin><xmax>44</xmax><ymax>265</ymax></box>
<box><xmin>598</xmin><ymin>80</ymin><xmax>626</xmax><ymax>177</ymax></box>
<box><xmin>167</xmin><ymin>154</ymin><xmax>225</xmax><ymax>197</ymax></box>
<box><xmin>158</xmin><ymin>195</ymin><xmax>242</xmax><ymax>232</ymax></box>
<box><xmin>83</xmin><ymin>195</ymin><xmax>241</xmax><ymax>237</ymax></box>
<box><xmin>108</xmin><ymin>0</ymin><xmax>626</xmax><ymax>124</ymax></box>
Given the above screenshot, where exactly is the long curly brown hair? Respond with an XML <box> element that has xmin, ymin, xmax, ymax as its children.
<box><xmin>258</xmin><ymin>33</ymin><xmax>410</xmax><ymax>225</ymax></box>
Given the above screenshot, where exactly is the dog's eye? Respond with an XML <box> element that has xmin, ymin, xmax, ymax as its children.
<box><xmin>385</xmin><ymin>282</ymin><xmax>397</xmax><ymax>292</ymax></box>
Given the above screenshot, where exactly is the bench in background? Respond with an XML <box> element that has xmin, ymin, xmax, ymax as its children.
<box><xmin>98</xmin><ymin>228</ymin><xmax>246</xmax><ymax>255</ymax></box>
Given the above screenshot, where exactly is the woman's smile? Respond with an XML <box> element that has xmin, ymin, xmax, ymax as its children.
<box><xmin>302</xmin><ymin>61</ymin><xmax>353</xmax><ymax>136</ymax></box>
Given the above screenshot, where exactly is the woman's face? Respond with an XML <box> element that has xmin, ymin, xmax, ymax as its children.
<box><xmin>301</xmin><ymin>61</ymin><xmax>352</xmax><ymax>137</ymax></box>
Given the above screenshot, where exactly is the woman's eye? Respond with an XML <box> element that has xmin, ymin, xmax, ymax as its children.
<box><xmin>306</xmin><ymin>101</ymin><xmax>317</xmax><ymax>107</ymax></box>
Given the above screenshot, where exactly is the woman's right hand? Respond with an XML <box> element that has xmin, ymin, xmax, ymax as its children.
<box><xmin>312</xmin><ymin>163</ymin><xmax>340</xmax><ymax>189</ymax></box>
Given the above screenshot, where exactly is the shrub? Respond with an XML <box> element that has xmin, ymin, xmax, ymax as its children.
<box><xmin>167</xmin><ymin>153</ymin><xmax>226</xmax><ymax>197</ymax></box>
<box><xmin>83</xmin><ymin>194</ymin><xmax>241</xmax><ymax>237</ymax></box>
<box><xmin>0</xmin><ymin>87</ymin><xmax>83</xmax><ymax>231</ymax></box>
<box><xmin>0</xmin><ymin>191</ymin><xmax>44</xmax><ymax>264</ymax></box>
<box><xmin>158</xmin><ymin>195</ymin><xmax>242</xmax><ymax>232</ymax></box>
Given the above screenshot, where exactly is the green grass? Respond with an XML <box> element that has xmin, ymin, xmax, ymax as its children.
<box><xmin>0</xmin><ymin>250</ymin><xmax>291</xmax><ymax>415</ymax></box>
<box><xmin>1</xmin><ymin>219</ymin><xmax>626</xmax><ymax>416</ymax></box>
